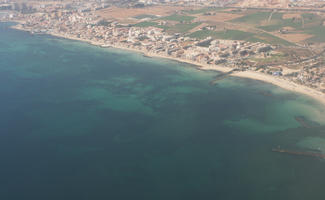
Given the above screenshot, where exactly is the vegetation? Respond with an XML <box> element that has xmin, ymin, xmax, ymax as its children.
<box><xmin>251</xmin><ymin>53</ymin><xmax>286</xmax><ymax>63</ymax></box>
<box><xmin>189</xmin><ymin>30</ymin><xmax>220</xmax><ymax>39</ymax></box>
<box><xmin>228</xmin><ymin>11</ymin><xmax>320</xmax><ymax>44</ymax></box>
<box><xmin>133</xmin><ymin>21</ymin><xmax>170</xmax><ymax>30</ymax></box>
<box><xmin>96</xmin><ymin>19</ymin><xmax>111</xmax><ymax>26</ymax></box>
<box><xmin>133</xmin><ymin>21</ymin><xmax>158</xmax><ymax>27</ymax></box>
<box><xmin>161</xmin><ymin>14</ymin><xmax>196</xmax><ymax>22</ymax></box>
<box><xmin>259</xmin><ymin>20</ymin><xmax>302</xmax><ymax>32</ymax></box>
<box><xmin>189</xmin><ymin>29</ymin><xmax>253</xmax><ymax>40</ymax></box>
<box><xmin>134</xmin><ymin>9</ymin><xmax>321</xmax><ymax>45</ymax></box>
<box><xmin>183</xmin><ymin>8</ymin><xmax>213</xmax><ymax>14</ymax></box>
<box><xmin>258</xmin><ymin>13</ymin><xmax>323</xmax><ymax>32</ymax></box>
<box><xmin>183</xmin><ymin>7</ymin><xmax>224</xmax><ymax>15</ymax></box>
<box><xmin>306</xmin><ymin>26</ymin><xmax>325</xmax><ymax>43</ymax></box>
<box><xmin>230</xmin><ymin>12</ymin><xmax>272</xmax><ymax>24</ymax></box>
<box><xmin>134</xmin><ymin>14</ymin><xmax>157</xmax><ymax>19</ymax></box>
<box><xmin>302</xmin><ymin>13</ymin><xmax>321</xmax><ymax>22</ymax></box>
<box><xmin>255</xmin><ymin>33</ymin><xmax>294</xmax><ymax>46</ymax></box>
<box><xmin>153</xmin><ymin>24</ymin><xmax>170</xmax><ymax>30</ymax></box>
<box><xmin>167</xmin><ymin>22</ymin><xmax>201</xmax><ymax>33</ymax></box>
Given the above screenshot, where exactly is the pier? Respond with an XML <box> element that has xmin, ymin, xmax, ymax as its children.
<box><xmin>210</xmin><ymin>69</ymin><xmax>240</xmax><ymax>85</ymax></box>
<box><xmin>295</xmin><ymin>116</ymin><xmax>312</xmax><ymax>128</ymax></box>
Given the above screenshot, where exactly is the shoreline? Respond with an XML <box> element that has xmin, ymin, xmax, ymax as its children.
<box><xmin>11</xmin><ymin>24</ymin><xmax>325</xmax><ymax>107</ymax></box>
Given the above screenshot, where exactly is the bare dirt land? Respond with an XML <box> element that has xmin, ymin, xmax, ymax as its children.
<box><xmin>280</xmin><ymin>47</ymin><xmax>314</xmax><ymax>60</ymax></box>
<box><xmin>96</xmin><ymin>6</ymin><xmax>188</xmax><ymax>20</ymax></box>
<box><xmin>282</xmin><ymin>26</ymin><xmax>296</xmax><ymax>31</ymax></box>
<box><xmin>282</xmin><ymin>13</ymin><xmax>302</xmax><ymax>19</ymax></box>
<box><xmin>273</xmin><ymin>33</ymin><xmax>313</xmax><ymax>43</ymax></box>
<box><xmin>188</xmin><ymin>23</ymin><xmax>208</xmax><ymax>33</ymax></box>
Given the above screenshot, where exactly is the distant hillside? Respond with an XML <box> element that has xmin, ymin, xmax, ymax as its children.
<box><xmin>232</xmin><ymin>0</ymin><xmax>325</xmax><ymax>8</ymax></box>
<box><xmin>233</xmin><ymin>0</ymin><xmax>290</xmax><ymax>8</ymax></box>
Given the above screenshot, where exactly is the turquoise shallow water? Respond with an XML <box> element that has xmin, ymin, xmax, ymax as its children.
<box><xmin>1</xmin><ymin>22</ymin><xmax>325</xmax><ymax>200</ymax></box>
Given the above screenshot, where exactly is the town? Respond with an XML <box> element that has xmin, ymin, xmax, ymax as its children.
<box><xmin>1</xmin><ymin>0</ymin><xmax>325</xmax><ymax>94</ymax></box>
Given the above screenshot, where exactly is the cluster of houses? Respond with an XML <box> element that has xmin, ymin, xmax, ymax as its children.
<box><xmin>17</xmin><ymin>10</ymin><xmax>277</xmax><ymax>68</ymax></box>
<box><xmin>5</xmin><ymin>2</ymin><xmax>325</xmax><ymax>93</ymax></box>
<box><xmin>293</xmin><ymin>57</ymin><xmax>325</xmax><ymax>89</ymax></box>
<box><xmin>0</xmin><ymin>0</ymin><xmax>110</xmax><ymax>14</ymax></box>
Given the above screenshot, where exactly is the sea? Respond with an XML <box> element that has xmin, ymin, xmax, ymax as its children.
<box><xmin>1</xmin><ymin>22</ymin><xmax>325</xmax><ymax>200</ymax></box>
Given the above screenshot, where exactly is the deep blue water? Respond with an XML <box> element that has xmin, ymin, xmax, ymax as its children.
<box><xmin>1</xmin><ymin>22</ymin><xmax>325</xmax><ymax>200</ymax></box>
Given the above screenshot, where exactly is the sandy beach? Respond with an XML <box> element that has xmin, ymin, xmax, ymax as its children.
<box><xmin>11</xmin><ymin>24</ymin><xmax>325</xmax><ymax>107</ymax></box>
<box><xmin>233</xmin><ymin>71</ymin><xmax>325</xmax><ymax>106</ymax></box>
<box><xmin>148</xmin><ymin>53</ymin><xmax>325</xmax><ymax>106</ymax></box>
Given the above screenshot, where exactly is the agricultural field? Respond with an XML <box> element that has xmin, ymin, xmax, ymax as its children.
<box><xmin>250</xmin><ymin>52</ymin><xmax>289</xmax><ymax>66</ymax></box>
<box><xmin>305</xmin><ymin>26</ymin><xmax>325</xmax><ymax>43</ymax></box>
<box><xmin>272</xmin><ymin>33</ymin><xmax>313</xmax><ymax>43</ymax></box>
<box><xmin>258</xmin><ymin>13</ymin><xmax>322</xmax><ymax>31</ymax></box>
<box><xmin>133</xmin><ymin>14</ymin><xmax>158</xmax><ymax>20</ymax></box>
<box><xmin>131</xmin><ymin>12</ymin><xmax>200</xmax><ymax>33</ymax></box>
<box><xmin>134</xmin><ymin>21</ymin><xmax>201</xmax><ymax>33</ymax></box>
<box><xmin>183</xmin><ymin>9</ymin><xmax>310</xmax><ymax>45</ymax></box>
<box><xmin>133</xmin><ymin>21</ymin><xmax>159</xmax><ymax>27</ymax></box>
<box><xmin>228</xmin><ymin>10</ymin><xmax>325</xmax><ymax>45</ymax></box>
<box><xmin>161</xmin><ymin>14</ymin><xmax>196</xmax><ymax>22</ymax></box>
<box><xmin>95</xmin><ymin>6</ymin><xmax>190</xmax><ymax>20</ymax></box>
<box><xmin>183</xmin><ymin>7</ymin><xmax>226</xmax><ymax>15</ymax></box>
<box><xmin>166</xmin><ymin>22</ymin><xmax>202</xmax><ymax>33</ymax></box>
<box><xmin>255</xmin><ymin>32</ymin><xmax>294</xmax><ymax>46</ymax></box>
<box><xmin>102</xmin><ymin>5</ymin><xmax>325</xmax><ymax>47</ymax></box>
<box><xmin>189</xmin><ymin>29</ymin><xmax>251</xmax><ymax>40</ymax></box>
<box><xmin>197</xmin><ymin>12</ymin><xmax>243</xmax><ymax>22</ymax></box>
<box><xmin>230</xmin><ymin>11</ymin><xmax>273</xmax><ymax>25</ymax></box>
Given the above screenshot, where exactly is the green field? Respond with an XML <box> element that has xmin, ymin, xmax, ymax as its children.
<box><xmin>251</xmin><ymin>52</ymin><xmax>286</xmax><ymax>63</ymax></box>
<box><xmin>166</xmin><ymin>22</ymin><xmax>201</xmax><ymax>33</ymax></box>
<box><xmin>133</xmin><ymin>9</ymin><xmax>323</xmax><ymax>45</ymax></box>
<box><xmin>162</xmin><ymin>14</ymin><xmax>196</xmax><ymax>22</ymax></box>
<box><xmin>227</xmin><ymin>11</ymin><xmax>325</xmax><ymax>44</ymax></box>
<box><xmin>183</xmin><ymin>8</ymin><xmax>213</xmax><ymax>14</ymax></box>
<box><xmin>133</xmin><ymin>21</ymin><xmax>158</xmax><ymax>27</ymax></box>
<box><xmin>189</xmin><ymin>29</ymin><xmax>253</xmax><ymax>40</ymax></box>
<box><xmin>296</xmin><ymin>13</ymin><xmax>324</xmax><ymax>43</ymax></box>
<box><xmin>230</xmin><ymin>12</ymin><xmax>272</xmax><ymax>24</ymax></box>
<box><xmin>230</xmin><ymin>11</ymin><xmax>302</xmax><ymax>30</ymax></box>
<box><xmin>258</xmin><ymin>13</ymin><xmax>323</xmax><ymax>32</ymax></box>
<box><xmin>134</xmin><ymin>22</ymin><xmax>201</xmax><ymax>33</ymax></box>
<box><xmin>134</xmin><ymin>14</ymin><xmax>157</xmax><ymax>19</ymax></box>
<box><xmin>188</xmin><ymin>30</ymin><xmax>219</xmax><ymax>39</ymax></box>
<box><xmin>305</xmin><ymin>26</ymin><xmax>325</xmax><ymax>43</ymax></box>
<box><xmin>258</xmin><ymin>13</ymin><xmax>300</xmax><ymax>31</ymax></box>
<box><xmin>188</xmin><ymin>29</ymin><xmax>259</xmax><ymax>43</ymax></box>
<box><xmin>255</xmin><ymin>33</ymin><xmax>294</xmax><ymax>46</ymax></box>
<box><xmin>302</xmin><ymin>13</ymin><xmax>322</xmax><ymax>23</ymax></box>
<box><xmin>259</xmin><ymin>20</ymin><xmax>303</xmax><ymax>32</ymax></box>
<box><xmin>133</xmin><ymin>21</ymin><xmax>169</xmax><ymax>30</ymax></box>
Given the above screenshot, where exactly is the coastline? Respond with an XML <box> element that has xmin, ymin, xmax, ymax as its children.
<box><xmin>11</xmin><ymin>24</ymin><xmax>325</xmax><ymax>107</ymax></box>
<box><xmin>233</xmin><ymin>71</ymin><xmax>325</xmax><ymax>106</ymax></box>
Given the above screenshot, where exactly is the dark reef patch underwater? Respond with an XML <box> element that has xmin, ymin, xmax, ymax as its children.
<box><xmin>1</xmin><ymin>22</ymin><xmax>325</xmax><ymax>200</ymax></box>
